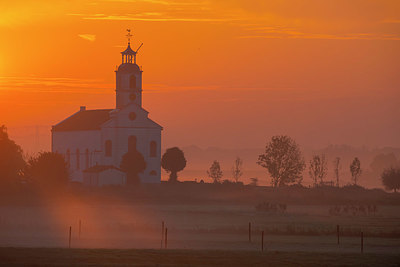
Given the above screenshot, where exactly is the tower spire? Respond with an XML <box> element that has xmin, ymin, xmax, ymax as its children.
<box><xmin>121</xmin><ymin>29</ymin><xmax>143</xmax><ymax>65</ymax></box>
<box><xmin>126</xmin><ymin>28</ymin><xmax>133</xmax><ymax>44</ymax></box>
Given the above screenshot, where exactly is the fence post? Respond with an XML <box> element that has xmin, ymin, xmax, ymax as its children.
<box><xmin>69</xmin><ymin>226</ymin><xmax>72</xmax><ymax>248</ymax></box>
<box><xmin>361</xmin><ymin>231</ymin><xmax>364</xmax><ymax>254</ymax></box>
<box><xmin>337</xmin><ymin>224</ymin><xmax>339</xmax><ymax>245</ymax></box>
<box><xmin>165</xmin><ymin>228</ymin><xmax>168</xmax><ymax>249</ymax></box>
<box><xmin>261</xmin><ymin>231</ymin><xmax>264</xmax><ymax>251</ymax></box>
<box><xmin>79</xmin><ymin>220</ymin><xmax>81</xmax><ymax>239</ymax></box>
<box><xmin>249</xmin><ymin>222</ymin><xmax>251</xmax><ymax>243</ymax></box>
<box><xmin>161</xmin><ymin>221</ymin><xmax>164</xmax><ymax>249</ymax></box>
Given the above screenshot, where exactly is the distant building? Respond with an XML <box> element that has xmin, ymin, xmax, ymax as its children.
<box><xmin>51</xmin><ymin>33</ymin><xmax>162</xmax><ymax>185</ymax></box>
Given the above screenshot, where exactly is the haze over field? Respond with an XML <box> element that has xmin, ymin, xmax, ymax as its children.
<box><xmin>1</xmin><ymin>0</ymin><xmax>399</xmax><ymax>155</ymax></box>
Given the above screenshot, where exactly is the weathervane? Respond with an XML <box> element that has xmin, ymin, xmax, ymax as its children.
<box><xmin>126</xmin><ymin>29</ymin><xmax>133</xmax><ymax>43</ymax></box>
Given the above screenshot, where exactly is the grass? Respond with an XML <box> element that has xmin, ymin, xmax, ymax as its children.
<box><xmin>0</xmin><ymin>247</ymin><xmax>400</xmax><ymax>266</ymax></box>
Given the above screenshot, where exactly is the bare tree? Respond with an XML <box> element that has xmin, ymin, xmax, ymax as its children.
<box><xmin>333</xmin><ymin>157</ymin><xmax>341</xmax><ymax>187</ymax></box>
<box><xmin>207</xmin><ymin>160</ymin><xmax>223</xmax><ymax>183</ymax></box>
<box><xmin>257</xmin><ymin>135</ymin><xmax>306</xmax><ymax>187</ymax></box>
<box><xmin>308</xmin><ymin>154</ymin><xmax>328</xmax><ymax>187</ymax></box>
<box><xmin>350</xmin><ymin>157</ymin><xmax>362</xmax><ymax>186</ymax></box>
<box><xmin>231</xmin><ymin>157</ymin><xmax>243</xmax><ymax>183</ymax></box>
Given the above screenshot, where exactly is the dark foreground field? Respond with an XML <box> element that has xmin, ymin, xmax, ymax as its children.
<box><xmin>1</xmin><ymin>247</ymin><xmax>399</xmax><ymax>267</ymax></box>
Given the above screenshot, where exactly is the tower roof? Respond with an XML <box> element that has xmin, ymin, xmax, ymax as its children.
<box><xmin>121</xmin><ymin>43</ymin><xmax>136</xmax><ymax>55</ymax></box>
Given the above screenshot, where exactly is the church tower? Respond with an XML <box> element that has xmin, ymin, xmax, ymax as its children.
<box><xmin>115</xmin><ymin>29</ymin><xmax>143</xmax><ymax>109</ymax></box>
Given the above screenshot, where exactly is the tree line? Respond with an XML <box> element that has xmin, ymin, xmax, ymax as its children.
<box><xmin>1</xmin><ymin>125</ymin><xmax>399</xmax><ymax>192</ymax></box>
<box><xmin>204</xmin><ymin>135</ymin><xmax>400</xmax><ymax>192</ymax></box>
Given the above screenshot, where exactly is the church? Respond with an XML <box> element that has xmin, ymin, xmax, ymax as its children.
<box><xmin>51</xmin><ymin>32</ymin><xmax>162</xmax><ymax>186</ymax></box>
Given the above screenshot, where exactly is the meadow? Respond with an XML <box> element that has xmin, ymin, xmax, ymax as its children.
<box><xmin>0</xmin><ymin>184</ymin><xmax>399</xmax><ymax>265</ymax></box>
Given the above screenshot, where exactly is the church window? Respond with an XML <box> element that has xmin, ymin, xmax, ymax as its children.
<box><xmin>150</xmin><ymin>141</ymin><xmax>157</xmax><ymax>157</ymax></box>
<box><xmin>129</xmin><ymin>112</ymin><xmax>136</xmax><ymax>121</ymax></box>
<box><xmin>85</xmin><ymin>149</ymin><xmax>89</xmax><ymax>169</ymax></box>
<box><xmin>129</xmin><ymin>75</ymin><xmax>136</xmax><ymax>89</ymax></box>
<box><xmin>150</xmin><ymin>170</ymin><xmax>157</xmax><ymax>176</ymax></box>
<box><xmin>129</xmin><ymin>93</ymin><xmax>136</xmax><ymax>101</ymax></box>
<box><xmin>76</xmin><ymin>149</ymin><xmax>80</xmax><ymax>170</ymax></box>
<box><xmin>128</xmin><ymin>136</ymin><xmax>137</xmax><ymax>152</ymax></box>
<box><xmin>105</xmin><ymin>140</ymin><xmax>112</xmax><ymax>157</ymax></box>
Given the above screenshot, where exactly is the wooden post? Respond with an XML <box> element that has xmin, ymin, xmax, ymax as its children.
<box><xmin>261</xmin><ymin>231</ymin><xmax>264</xmax><ymax>251</ymax></box>
<box><xmin>79</xmin><ymin>220</ymin><xmax>81</xmax><ymax>239</ymax></box>
<box><xmin>69</xmin><ymin>226</ymin><xmax>72</xmax><ymax>248</ymax></box>
<box><xmin>161</xmin><ymin>221</ymin><xmax>164</xmax><ymax>249</ymax></box>
<box><xmin>249</xmin><ymin>222</ymin><xmax>251</xmax><ymax>242</ymax></box>
<box><xmin>165</xmin><ymin>228</ymin><xmax>168</xmax><ymax>249</ymax></box>
<box><xmin>361</xmin><ymin>231</ymin><xmax>364</xmax><ymax>254</ymax></box>
<box><xmin>337</xmin><ymin>225</ymin><xmax>339</xmax><ymax>245</ymax></box>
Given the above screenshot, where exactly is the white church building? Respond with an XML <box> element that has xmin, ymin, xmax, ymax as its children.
<box><xmin>51</xmin><ymin>33</ymin><xmax>162</xmax><ymax>186</ymax></box>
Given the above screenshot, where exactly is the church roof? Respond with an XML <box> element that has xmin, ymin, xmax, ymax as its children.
<box><xmin>52</xmin><ymin>109</ymin><xmax>112</xmax><ymax>132</ymax></box>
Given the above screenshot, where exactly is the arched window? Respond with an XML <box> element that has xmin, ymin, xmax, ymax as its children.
<box><xmin>129</xmin><ymin>75</ymin><xmax>136</xmax><ymax>89</ymax></box>
<box><xmin>85</xmin><ymin>149</ymin><xmax>89</xmax><ymax>169</ymax></box>
<box><xmin>128</xmin><ymin>136</ymin><xmax>137</xmax><ymax>152</ymax></box>
<box><xmin>76</xmin><ymin>149</ymin><xmax>80</xmax><ymax>170</ymax></box>
<box><xmin>105</xmin><ymin>140</ymin><xmax>112</xmax><ymax>157</ymax></box>
<box><xmin>150</xmin><ymin>141</ymin><xmax>157</xmax><ymax>158</ymax></box>
<box><xmin>66</xmin><ymin>149</ymin><xmax>70</xmax><ymax>166</ymax></box>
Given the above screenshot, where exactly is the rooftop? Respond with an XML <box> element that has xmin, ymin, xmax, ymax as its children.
<box><xmin>52</xmin><ymin>109</ymin><xmax>112</xmax><ymax>132</ymax></box>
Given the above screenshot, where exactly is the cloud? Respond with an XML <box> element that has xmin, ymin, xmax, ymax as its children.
<box><xmin>239</xmin><ymin>25</ymin><xmax>400</xmax><ymax>40</ymax></box>
<box><xmin>78</xmin><ymin>34</ymin><xmax>96</xmax><ymax>41</ymax></box>
<box><xmin>0</xmin><ymin>76</ymin><xmax>110</xmax><ymax>93</ymax></box>
<box><xmin>79</xmin><ymin>14</ymin><xmax>234</xmax><ymax>22</ymax></box>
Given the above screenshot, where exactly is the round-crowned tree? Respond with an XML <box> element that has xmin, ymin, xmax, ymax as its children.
<box><xmin>120</xmin><ymin>150</ymin><xmax>147</xmax><ymax>186</ymax></box>
<box><xmin>381</xmin><ymin>167</ymin><xmax>400</xmax><ymax>193</ymax></box>
<box><xmin>27</xmin><ymin>152</ymin><xmax>69</xmax><ymax>190</ymax></box>
<box><xmin>161</xmin><ymin>147</ymin><xmax>187</xmax><ymax>182</ymax></box>
<box><xmin>257</xmin><ymin>135</ymin><xmax>306</xmax><ymax>187</ymax></box>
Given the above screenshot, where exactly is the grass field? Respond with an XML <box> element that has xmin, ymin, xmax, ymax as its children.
<box><xmin>0</xmin><ymin>203</ymin><xmax>399</xmax><ymax>253</ymax></box>
<box><xmin>1</xmin><ymin>248</ymin><xmax>400</xmax><ymax>266</ymax></box>
<box><xmin>0</xmin><ymin>186</ymin><xmax>399</xmax><ymax>265</ymax></box>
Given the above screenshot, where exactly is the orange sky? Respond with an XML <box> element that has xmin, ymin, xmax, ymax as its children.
<box><xmin>1</xmin><ymin>0</ymin><xmax>400</xmax><ymax>153</ymax></box>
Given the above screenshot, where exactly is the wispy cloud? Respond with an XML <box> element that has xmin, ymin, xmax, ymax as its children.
<box><xmin>240</xmin><ymin>25</ymin><xmax>400</xmax><ymax>41</ymax></box>
<box><xmin>78</xmin><ymin>34</ymin><xmax>96</xmax><ymax>41</ymax></box>
<box><xmin>0</xmin><ymin>76</ymin><xmax>111</xmax><ymax>93</ymax></box>
<box><xmin>80</xmin><ymin>14</ymin><xmax>234</xmax><ymax>22</ymax></box>
<box><xmin>99</xmin><ymin>0</ymin><xmax>204</xmax><ymax>6</ymax></box>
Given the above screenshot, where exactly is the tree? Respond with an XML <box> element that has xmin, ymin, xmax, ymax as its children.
<box><xmin>27</xmin><ymin>152</ymin><xmax>69</xmax><ymax>190</ymax></box>
<box><xmin>120</xmin><ymin>150</ymin><xmax>147</xmax><ymax>186</ymax></box>
<box><xmin>333</xmin><ymin>157</ymin><xmax>341</xmax><ymax>187</ymax></box>
<box><xmin>207</xmin><ymin>160</ymin><xmax>223</xmax><ymax>183</ymax></box>
<box><xmin>0</xmin><ymin>125</ymin><xmax>25</xmax><ymax>188</ymax></box>
<box><xmin>257</xmin><ymin>135</ymin><xmax>306</xmax><ymax>187</ymax></box>
<box><xmin>308</xmin><ymin>154</ymin><xmax>328</xmax><ymax>187</ymax></box>
<box><xmin>350</xmin><ymin>157</ymin><xmax>362</xmax><ymax>185</ymax></box>
<box><xmin>161</xmin><ymin>147</ymin><xmax>187</xmax><ymax>182</ymax></box>
<box><xmin>381</xmin><ymin>168</ymin><xmax>400</xmax><ymax>193</ymax></box>
<box><xmin>231</xmin><ymin>157</ymin><xmax>243</xmax><ymax>183</ymax></box>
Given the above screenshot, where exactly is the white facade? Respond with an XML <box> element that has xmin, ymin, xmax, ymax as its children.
<box><xmin>83</xmin><ymin>167</ymin><xmax>127</xmax><ymax>186</ymax></box>
<box><xmin>52</xmin><ymin>40</ymin><xmax>162</xmax><ymax>185</ymax></box>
